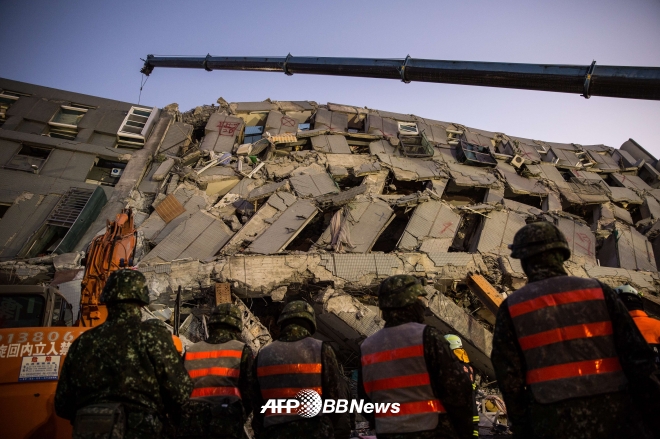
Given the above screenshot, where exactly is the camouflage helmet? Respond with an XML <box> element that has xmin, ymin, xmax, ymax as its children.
<box><xmin>277</xmin><ymin>300</ymin><xmax>316</xmax><ymax>332</ymax></box>
<box><xmin>378</xmin><ymin>275</ymin><xmax>428</xmax><ymax>309</ymax></box>
<box><xmin>100</xmin><ymin>269</ymin><xmax>150</xmax><ymax>306</ymax></box>
<box><xmin>508</xmin><ymin>221</ymin><xmax>571</xmax><ymax>260</ymax></box>
<box><xmin>208</xmin><ymin>303</ymin><xmax>243</xmax><ymax>330</ymax></box>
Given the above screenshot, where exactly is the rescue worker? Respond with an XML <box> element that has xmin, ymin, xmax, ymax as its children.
<box><xmin>615</xmin><ymin>284</ymin><xmax>660</xmax><ymax>365</ymax></box>
<box><xmin>252</xmin><ymin>300</ymin><xmax>350</xmax><ymax>439</ymax></box>
<box><xmin>444</xmin><ymin>334</ymin><xmax>479</xmax><ymax>437</ymax></box>
<box><xmin>178</xmin><ymin>303</ymin><xmax>254</xmax><ymax>439</ymax></box>
<box><xmin>491</xmin><ymin>221</ymin><xmax>659</xmax><ymax>439</ymax></box>
<box><xmin>55</xmin><ymin>269</ymin><xmax>193</xmax><ymax>438</ymax></box>
<box><xmin>357</xmin><ymin>275</ymin><xmax>474</xmax><ymax>439</ymax></box>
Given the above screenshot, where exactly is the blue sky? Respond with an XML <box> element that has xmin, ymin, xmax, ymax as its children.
<box><xmin>1</xmin><ymin>0</ymin><xmax>659</xmax><ymax>153</ymax></box>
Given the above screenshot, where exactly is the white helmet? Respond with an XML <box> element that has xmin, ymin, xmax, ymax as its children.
<box><xmin>615</xmin><ymin>285</ymin><xmax>641</xmax><ymax>297</ymax></box>
<box><xmin>444</xmin><ymin>334</ymin><xmax>463</xmax><ymax>350</ymax></box>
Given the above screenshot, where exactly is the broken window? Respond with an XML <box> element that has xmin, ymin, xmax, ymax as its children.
<box><xmin>397</xmin><ymin>123</ymin><xmax>433</xmax><ymax>157</ymax></box>
<box><xmin>6</xmin><ymin>145</ymin><xmax>51</xmax><ymax>172</ymax></box>
<box><xmin>86</xmin><ymin>158</ymin><xmax>126</xmax><ymax>186</ymax></box>
<box><xmin>457</xmin><ymin>140</ymin><xmax>497</xmax><ymax>167</ymax></box>
<box><xmin>244</xmin><ymin>125</ymin><xmax>264</xmax><ymax>144</ymax></box>
<box><xmin>503</xmin><ymin>192</ymin><xmax>544</xmax><ymax>209</ymax></box>
<box><xmin>441</xmin><ymin>180</ymin><xmax>488</xmax><ymax>206</ymax></box>
<box><xmin>48</xmin><ymin>105</ymin><xmax>88</xmax><ymax>140</ymax></box>
<box><xmin>450</xmin><ymin>213</ymin><xmax>484</xmax><ymax>252</ymax></box>
<box><xmin>383</xmin><ymin>175</ymin><xmax>426</xmax><ymax>195</ymax></box>
<box><xmin>117</xmin><ymin>106</ymin><xmax>159</xmax><ymax>148</ymax></box>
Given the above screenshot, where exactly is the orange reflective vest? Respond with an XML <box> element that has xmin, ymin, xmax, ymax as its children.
<box><xmin>184</xmin><ymin>339</ymin><xmax>244</xmax><ymax>403</ymax></box>
<box><xmin>257</xmin><ymin>337</ymin><xmax>323</xmax><ymax>427</ymax></box>
<box><xmin>508</xmin><ymin>276</ymin><xmax>628</xmax><ymax>403</ymax></box>
<box><xmin>630</xmin><ymin>309</ymin><xmax>660</xmax><ymax>363</ymax></box>
<box><xmin>361</xmin><ymin>322</ymin><xmax>444</xmax><ymax>434</ymax></box>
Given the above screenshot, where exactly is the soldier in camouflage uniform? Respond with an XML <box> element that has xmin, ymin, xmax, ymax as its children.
<box><xmin>178</xmin><ymin>303</ymin><xmax>255</xmax><ymax>439</ymax></box>
<box><xmin>252</xmin><ymin>300</ymin><xmax>351</xmax><ymax>439</ymax></box>
<box><xmin>357</xmin><ymin>275</ymin><xmax>474</xmax><ymax>439</ymax></box>
<box><xmin>55</xmin><ymin>269</ymin><xmax>194</xmax><ymax>439</ymax></box>
<box><xmin>492</xmin><ymin>221</ymin><xmax>660</xmax><ymax>439</ymax></box>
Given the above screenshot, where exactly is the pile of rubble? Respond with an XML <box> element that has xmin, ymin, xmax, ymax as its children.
<box><xmin>4</xmin><ymin>97</ymin><xmax>660</xmax><ymax>393</ymax></box>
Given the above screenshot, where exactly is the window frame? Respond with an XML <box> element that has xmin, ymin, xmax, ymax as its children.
<box><xmin>5</xmin><ymin>144</ymin><xmax>53</xmax><ymax>173</ymax></box>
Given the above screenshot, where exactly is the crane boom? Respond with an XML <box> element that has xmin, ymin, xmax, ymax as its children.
<box><xmin>141</xmin><ymin>54</ymin><xmax>660</xmax><ymax>100</ymax></box>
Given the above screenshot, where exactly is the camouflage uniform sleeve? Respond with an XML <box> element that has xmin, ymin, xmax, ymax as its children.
<box><xmin>601</xmin><ymin>282</ymin><xmax>660</xmax><ymax>433</ymax></box>
<box><xmin>142</xmin><ymin>320</ymin><xmax>194</xmax><ymax>426</ymax></box>
<box><xmin>491</xmin><ymin>301</ymin><xmax>531</xmax><ymax>439</ymax></box>
<box><xmin>239</xmin><ymin>345</ymin><xmax>255</xmax><ymax>419</ymax></box>
<box><xmin>322</xmin><ymin>342</ymin><xmax>351</xmax><ymax>439</ymax></box>
<box><xmin>54</xmin><ymin>336</ymin><xmax>83</xmax><ymax>421</ymax></box>
<box><xmin>424</xmin><ymin>326</ymin><xmax>474</xmax><ymax>439</ymax></box>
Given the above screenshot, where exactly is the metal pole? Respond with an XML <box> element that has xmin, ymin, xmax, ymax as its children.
<box><xmin>141</xmin><ymin>54</ymin><xmax>660</xmax><ymax>100</ymax></box>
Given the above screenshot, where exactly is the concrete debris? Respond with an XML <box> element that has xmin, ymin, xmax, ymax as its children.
<box><xmin>3</xmin><ymin>80</ymin><xmax>660</xmax><ymax>392</ymax></box>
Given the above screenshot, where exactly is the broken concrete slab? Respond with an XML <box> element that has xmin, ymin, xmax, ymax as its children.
<box><xmin>447</xmin><ymin>162</ymin><xmax>499</xmax><ymax>187</ymax></box>
<box><xmin>289</xmin><ymin>172</ymin><xmax>339</xmax><ymax>198</ymax></box>
<box><xmin>246</xmin><ymin>200</ymin><xmax>318</xmax><ymax>254</ymax></box>
<box><xmin>201</xmin><ymin>113</ymin><xmax>244</xmax><ymax>153</ymax></box>
<box><xmin>311</xmin><ymin>134</ymin><xmax>352</xmax><ymax>154</ymax></box>
<box><xmin>378</xmin><ymin>154</ymin><xmax>446</xmax><ymax>181</ymax></box>
<box><xmin>246</xmin><ymin>180</ymin><xmax>290</xmax><ymax>202</ymax></box>
<box><xmin>221</xmin><ymin>191</ymin><xmax>297</xmax><ymax>255</ymax></box>
<box><xmin>315</xmin><ymin>199</ymin><xmax>395</xmax><ymax>253</ymax></box>
<box><xmin>553</xmin><ymin>216</ymin><xmax>597</xmax><ymax>263</ymax></box>
<box><xmin>315</xmin><ymin>185</ymin><xmax>367</xmax><ymax>209</ymax></box>
<box><xmin>142</xmin><ymin>211</ymin><xmax>234</xmax><ymax>263</ymax></box>
<box><xmin>598</xmin><ymin>224</ymin><xmax>657</xmax><ymax>272</ymax></box>
<box><xmin>425</xmin><ymin>287</ymin><xmax>494</xmax><ymax>377</ymax></box>
<box><xmin>471</xmin><ymin>210</ymin><xmax>527</xmax><ymax>255</ymax></box>
<box><xmin>264</xmin><ymin>110</ymin><xmax>299</xmax><ymax>136</ymax></box>
<box><xmin>497</xmin><ymin>162</ymin><xmax>548</xmax><ymax>196</ymax></box>
<box><xmin>153</xmin><ymin>158</ymin><xmax>176</xmax><ymax>181</ymax></box>
<box><xmin>397</xmin><ymin>201</ymin><xmax>461</xmax><ymax>252</ymax></box>
<box><xmin>314</xmin><ymin>108</ymin><xmax>348</xmax><ymax>132</ymax></box>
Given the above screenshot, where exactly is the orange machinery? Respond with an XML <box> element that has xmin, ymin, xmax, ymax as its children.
<box><xmin>0</xmin><ymin>209</ymin><xmax>138</xmax><ymax>438</ymax></box>
<box><xmin>78</xmin><ymin>208</ymin><xmax>137</xmax><ymax>327</ymax></box>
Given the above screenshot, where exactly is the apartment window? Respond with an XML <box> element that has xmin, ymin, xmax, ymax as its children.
<box><xmin>398</xmin><ymin>122</ymin><xmax>419</xmax><ymax>135</ymax></box>
<box><xmin>48</xmin><ymin>105</ymin><xmax>88</xmax><ymax>140</ymax></box>
<box><xmin>0</xmin><ymin>91</ymin><xmax>20</xmax><ymax>122</ymax></box>
<box><xmin>6</xmin><ymin>145</ymin><xmax>52</xmax><ymax>172</ymax></box>
<box><xmin>117</xmin><ymin>106</ymin><xmax>159</xmax><ymax>148</ymax></box>
<box><xmin>244</xmin><ymin>126</ymin><xmax>264</xmax><ymax>144</ymax></box>
<box><xmin>458</xmin><ymin>140</ymin><xmax>497</xmax><ymax>167</ymax></box>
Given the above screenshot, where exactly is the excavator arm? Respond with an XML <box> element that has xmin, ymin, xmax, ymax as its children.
<box><xmin>78</xmin><ymin>209</ymin><xmax>137</xmax><ymax>327</ymax></box>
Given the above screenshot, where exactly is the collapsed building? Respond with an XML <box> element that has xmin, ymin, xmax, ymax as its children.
<box><xmin>1</xmin><ymin>77</ymin><xmax>660</xmax><ymax>415</ymax></box>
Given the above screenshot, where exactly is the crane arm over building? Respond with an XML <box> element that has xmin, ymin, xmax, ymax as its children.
<box><xmin>141</xmin><ymin>54</ymin><xmax>660</xmax><ymax>100</ymax></box>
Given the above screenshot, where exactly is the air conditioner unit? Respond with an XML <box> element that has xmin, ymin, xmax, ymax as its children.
<box><xmin>110</xmin><ymin>168</ymin><xmax>123</xmax><ymax>177</ymax></box>
<box><xmin>510</xmin><ymin>155</ymin><xmax>525</xmax><ymax>169</ymax></box>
